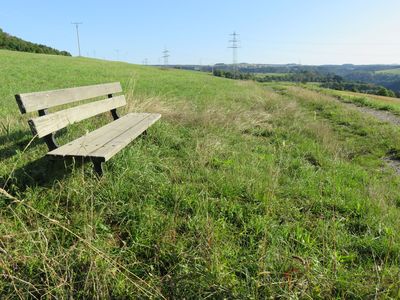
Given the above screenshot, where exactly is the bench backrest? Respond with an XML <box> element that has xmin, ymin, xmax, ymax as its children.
<box><xmin>15</xmin><ymin>82</ymin><xmax>125</xmax><ymax>138</ymax></box>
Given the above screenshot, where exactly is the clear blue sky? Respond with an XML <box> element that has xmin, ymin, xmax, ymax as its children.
<box><xmin>1</xmin><ymin>0</ymin><xmax>399</xmax><ymax>65</ymax></box>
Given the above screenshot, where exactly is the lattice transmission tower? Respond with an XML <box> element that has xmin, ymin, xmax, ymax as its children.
<box><xmin>228</xmin><ymin>31</ymin><xmax>240</xmax><ymax>77</ymax></box>
<box><xmin>162</xmin><ymin>48</ymin><xmax>170</xmax><ymax>67</ymax></box>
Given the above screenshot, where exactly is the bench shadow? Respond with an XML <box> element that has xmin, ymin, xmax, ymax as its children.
<box><xmin>3</xmin><ymin>157</ymin><xmax>87</xmax><ymax>192</ymax></box>
<box><xmin>1</xmin><ymin>127</ymin><xmax>101</xmax><ymax>193</ymax></box>
<box><xmin>0</xmin><ymin>128</ymin><xmax>68</xmax><ymax>161</ymax></box>
<box><xmin>0</xmin><ymin>130</ymin><xmax>38</xmax><ymax>160</ymax></box>
<box><xmin>1</xmin><ymin>130</ymin><xmax>86</xmax><ymax>191</ymax></box>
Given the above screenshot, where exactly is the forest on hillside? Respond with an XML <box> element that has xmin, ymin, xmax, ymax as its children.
<box><xmin>0</xmin><ymin>28</ymin><xmax>71</xmax><ymax>56</ymax></box>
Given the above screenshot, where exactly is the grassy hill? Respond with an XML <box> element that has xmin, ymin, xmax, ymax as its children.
<box><xmin>1</xmin><ymin>49</ymin><xmax>400</xmax><ymax>298</ymax></box>
<box><xmin>0</xmin><ymin>28</ymin><xmax>71</xmax><ymax>56</ymax></box>
<box><xmin>377</xmin><ymin>68</ymin><xmax>400</xmax><ymax>75</ymax></box>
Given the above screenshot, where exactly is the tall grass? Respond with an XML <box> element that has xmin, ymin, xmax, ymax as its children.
<box><xmin>1</xmin><ymin>50</ymin><xmax>400</xmax><ymax>298</ymax></box>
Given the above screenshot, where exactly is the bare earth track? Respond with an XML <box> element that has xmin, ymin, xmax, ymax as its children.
<box><xmin>344</xmin><ymin>102</ymin><xmax>400</xmax><ymax>126</ymax></box>
<box><xmin>341</xmin><ymin>101</ymin><xmax>400</xmax><ymax>174</ymax></box>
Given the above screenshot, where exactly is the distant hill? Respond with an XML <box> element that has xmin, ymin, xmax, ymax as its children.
<box><xmin>172</xmin><ymin>63</ymin><xmax>400</xmax><ymax>94</ymax></box>
<box><xmin>0</xmin><ymin>28</ymin><xmax>71</xmax><ymax>56</ymax></box>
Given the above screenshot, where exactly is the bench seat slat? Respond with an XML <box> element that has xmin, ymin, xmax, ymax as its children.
<box><xmin>89</xmin><ymin>114</ymin><xmax>161</xmax><ymax>161</ymax></box>
<box><xmin>48</xmin><ymin>113</ymin><xmax>151</xmax><ymax>156</ymax></box>
<box><xmin>48</xmin><ymin>113</ymin><xmax>161</xmax><ymax>161</ymax></box>
<box><xmin>29</xmin><ymin>95</ymin><xmax>126</xmax><ymax>138</ymax></box>
<box><xmin>16</xmin><ymin>82</ymin><xmax>122</xmax><ymax>113</ymax></box>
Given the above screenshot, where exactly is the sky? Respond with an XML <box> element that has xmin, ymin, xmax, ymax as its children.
<box><xmin>1</xmin><ymin>0</ymin><xmax>400</xmax><ymax>65</ymax></box>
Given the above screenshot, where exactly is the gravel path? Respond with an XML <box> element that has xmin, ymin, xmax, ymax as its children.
<box><xmin>342</xmin><ymin>102</ymin><xmax>400</xmax><ymax>174</ymax></box>
<box><xmin>344</xmin><ymin>102</ymin><xmax>400</xmax><ymax>126</ymax></box>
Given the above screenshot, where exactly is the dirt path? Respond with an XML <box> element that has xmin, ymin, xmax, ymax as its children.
<box><xmin>342</xmin><ymin>101</ymin><xmax>400</xmax><ymax>174</ymax></box>
<box><xmin>383</xmin><ymin>157</ymin><xmax>400</xmax><ymax>175</ymax></box>
<box><xmin>343</xmin><ymin>102</ymin><xmax>400</xmax><ymax>126</ymax></box>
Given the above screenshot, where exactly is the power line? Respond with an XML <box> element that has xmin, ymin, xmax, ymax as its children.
<box><xmin>228</xmin><ymin>31</ymin><xmax>240</xmax><ymax>76</ymax></box>
<box><xmin>71</xmin><ymin>22</ymin><xmax>83</xmax><ymax>56</ymax></box>
<box><xmin>162</xmin><ymin>48</ymin><xmax>170</xmax><ymax>67</ymax></box>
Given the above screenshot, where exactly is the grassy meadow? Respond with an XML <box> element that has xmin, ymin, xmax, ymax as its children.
<box><xmin>1</xmin><ymin>49</ymin><xmax>400</xmax><ymax>298</ymax></box>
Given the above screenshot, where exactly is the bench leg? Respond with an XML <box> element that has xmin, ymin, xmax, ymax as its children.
<box><xmin>43</xmin><ymin>133</ymin><xmax>59</xmax><ymax>151</ymax></box>
<box><xmin>93</xmin><ymin>159</ymin><xmax>104</xmax><ymax>177</ymax></box>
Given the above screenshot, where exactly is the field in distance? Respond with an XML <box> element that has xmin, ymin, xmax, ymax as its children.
<box><xmin>376</xmin><ymin>68</ymin><xmax>400</xmax><ymax>75</ymax></box>
<box><xmin>1</xmin><ymin>49</ymin><xmax>400</xmax><ymax>298</ymax></box>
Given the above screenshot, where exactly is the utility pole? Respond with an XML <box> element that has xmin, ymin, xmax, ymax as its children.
<box><xmin>228</xmin><ymin>31</ymin><xmax>240</xmax><ymax>77</ymax></box>
<box><xmin>162</xmin><ymin>48</ymin><xmax>170</xmax><ymax>67</ymax></box>
<box><xmin>143</xmin><ymin>58</ymin><xmax>148</xmax><ymax>65</ymax></box>
<box><xmin>71</xmin><ymin>22</ymin><xmax>82</xmax><ymax>56</ymax></box>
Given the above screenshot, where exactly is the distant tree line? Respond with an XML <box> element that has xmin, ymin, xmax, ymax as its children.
<box><xmin>0</xmin><ymin>28</ymin><xmax>71</xmax><ymax>56</ymax></box>
<box><xmin>343</xmin><ymin>72</ymin><xmax>400</xmax><ymax>95</ymax></box>
<box><xmin>211</xmin><ymin>63</ymin><xmax>400</xmax><ymax>94</ymax></box>
<box><xmin>213</xmin><ymin>69</ymin><xmax>343</xmax><ymax>83</ymax></box>
<box><xmin>256</xmin><ymin>71</ymin><xmax>343</xmax><ymax>84</ymax></box>
<box><xmin>321</xmin><ymin>82</ymin><xmax>397</xmax><ymax>97</ymax></box>
<box><xmin>213</xmin><ymin>68</ymin><xmax>398</xmax><ymax>98</ymax></box>
<box><xmin>212</xmin><ymin>69</ymin><xmax>254</xmax><ymax>80</ymax></box>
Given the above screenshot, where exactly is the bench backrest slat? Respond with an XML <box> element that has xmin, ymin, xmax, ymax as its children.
<box><xmin>29</xmin><ymin>95</ymin><xmax>126</xmax><ymax>138</ymax></box>
<box><xmin>16</xmin><ymin>82</ymin><xmax>122</xmax><ymax>113</ymax></box>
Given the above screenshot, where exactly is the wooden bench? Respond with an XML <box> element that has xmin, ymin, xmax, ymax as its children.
<box><xmin>15</xmin><ymin>82</ymin><xmax>161</xmax><ymax>175</ymax></box>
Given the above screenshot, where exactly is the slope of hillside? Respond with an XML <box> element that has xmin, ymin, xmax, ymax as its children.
<box><xmin>377</xmin><ymin>68</ymin><xmax>400</xmax><ymax>75</ymax></box>
<box><xmin>0</xmin><ymin>28</ymin><xmax>70</xmax><ymax>56</ymax></box>
<box><xmin>1</xmin><ymin>50</ymin><xmax>400</xmax><ymax>298</ymax></box>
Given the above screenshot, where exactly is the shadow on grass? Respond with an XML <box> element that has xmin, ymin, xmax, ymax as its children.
<box><xmin>0</xmin><ymin>128</ymin><xmax>82</xmax><ymax>192</ymax></box>
<box><xmin>0</xmin><ymin>130</ymin><xmax>38</xmax><ymax>160</ymax></box>
<box><xmin>0</xmin><ymin>127</ymin><xmax>71</xmax><ymax>160</ymax></box>
<box><xmin>1</xmin><ymin>156</ymin><xmax>87</xmax><ymax>193</ymax></box>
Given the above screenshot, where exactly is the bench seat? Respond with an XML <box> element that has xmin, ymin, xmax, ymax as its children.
<box><xmin>48</xmin><ymin>112</ymin><xmax>161</xmax><ymax>161</ymax></box>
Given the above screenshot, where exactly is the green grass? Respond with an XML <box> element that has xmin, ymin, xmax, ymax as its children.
<box><xmin>376</xmin><ymin>68</ymin><xmax>400</xmax><ymax>75</ymax></box>
<box><xmin>1</xmin><ymin>50</ymin><xmax>400</xmax><ymax>298</ymax></box>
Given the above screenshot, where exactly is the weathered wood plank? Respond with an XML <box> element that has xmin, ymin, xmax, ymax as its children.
<box><xmin>29</xmin><ymin>95</ymin><xmax>126</xmax><ymax>138</ymax></box>
<box><xmin>48</xmin><ymin>113</ymin><xmax>161</xmax><ymax>160</ymax></box>
<box><xmin>90</xmin><ymin>114</ymin><xmax>161</xmax><ymax>161</ymax></box>
<box><xmin>16</xmin><ymin>82</ymin><xmax>122</xmax><ymax>113</ymax></box>
<box><xmin>48</xmin><ymin>113</ymin><xmax>151</xmax><ymax>156</ymax></box>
